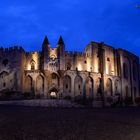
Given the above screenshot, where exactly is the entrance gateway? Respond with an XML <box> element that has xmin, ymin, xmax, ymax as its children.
<box><xmin>49</xmin><ymin>88</ymin><xmax>58</xmax><ymax>99</ymax></box>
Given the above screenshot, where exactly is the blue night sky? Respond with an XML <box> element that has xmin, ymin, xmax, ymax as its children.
<box><xmin>0</xmin><ymin>0</ymin><xmax>140</xmax><ymax>56</ymax></box>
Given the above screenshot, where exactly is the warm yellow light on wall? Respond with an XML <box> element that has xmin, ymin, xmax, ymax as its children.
<box><xmin>31</xmin><ymin>52</ymin><xmax>39</xmax><ymax>70</ymax></box>
<box><xmin>111</xmin><ymin>70</ymin><xmax>114</xmax><ymax>75</ymax></box>
<box><xmin>86</xmin><ymin>58</ymin><xmax>91</xmax><ymax>72</ymax></box>
<box><xmin>27</xmin><ymin>64</ymin><xmax>31</xmax><ymax>70</ymax></box>
<box><xmin>50</xmin><ymin>48</ymin><xmax>57</xmax><ymax>59</ymax></box>
<box><xmin>77</xmin><ymin>63</ymin><xmax>82</xmax><ymax>71</ymax></box>
<box><xmin>94</xmin><ymin>60</ymin><xmax>98</xmax><ymax>73</ymax></box>
<box><xmin>106</xmin><ymin>66</ymin><xmax>109</xmax><ymax>74</ymax></box>
<box><xmin>111</xmin><ymin>65</ymin><xmax>115</xmax><ymax>75</ymax></box>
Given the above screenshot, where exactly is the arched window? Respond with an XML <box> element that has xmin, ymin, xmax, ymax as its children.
<box><xmin>74</xmin><ymin>75</ymin><xmax>83</xmax><ymax>96</ymax></box>
<box><xmin>52</xmin><ymin>73</ymin><xmax>57</xmax><ymax>79</ymax></box>
<box><xmin>25</xmin><ymin>76</ymin><xmax>33</xmax><ymax>93</ymax></box>
<box><xmin>63</xmin><ymin>75</ymin><xmax>71</xmax><ymax>94</ymax></box>
<box><xmin>51</xmin><ymin>73</ymin><xmax>59</xmax><ymax>86</ymax></box>
<box><xmin>66</xmin><ymin>63</ymin><xmax>71</xmax><ymax>70</ymax></box>
<box><xmin>96</xmin><ymin>78</ymin><xmax>102</xmax><ymax>97</ymax></box>
<box><xmin>36</xmin><ymin>75</ymin><xmax>44</xmax><ymax>94</ymax></box>
<box><xmin>67</xmin><ymin>66</ymin><xmax>71</xmax><ymax>70</ymax></box>
<box><xmin>85</xmin><ymin>77</ymin><xmax>94</xmax><ymax>99</ymax></box>
<box><xmin>106</xmin><ymin>78</ymin><xmax>113</xmax><ymax>96</ymax></box>
<box><xmin>3</xmin><ymin>82</ymin><xmax>6</xmax><ymax>87</ymax></box>
<box><xmin>31</xmin><ymin>63</ymin><xmax>35</xmax><ymax>70</ymax></box>
<box><xmin>30</xmin><ymin>59</ymin><xmax>35</xmax><ymax>70</ymax></box>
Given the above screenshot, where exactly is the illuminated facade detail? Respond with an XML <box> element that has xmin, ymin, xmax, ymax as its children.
<box><xmin>0</xmin><ymin>36</ymin><xmax>139</xmax><ymax>105</ymax></box>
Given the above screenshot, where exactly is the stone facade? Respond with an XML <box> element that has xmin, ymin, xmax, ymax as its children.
<box><xmin>0</xmin><ymin>36</ymin><xmax>139</xmax><ymax>104</ymax></box>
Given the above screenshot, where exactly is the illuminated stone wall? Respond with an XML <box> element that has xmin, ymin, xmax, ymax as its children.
<box><xmin>0</xmin><ymin>38</ymin><xmax>139</xmax><ymax>105</ymax></box>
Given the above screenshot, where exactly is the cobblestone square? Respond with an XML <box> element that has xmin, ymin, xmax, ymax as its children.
<box><xmin>0</xmin><ymin>106</ymin><xmax>140</xmax><ymax>140</ymax></box>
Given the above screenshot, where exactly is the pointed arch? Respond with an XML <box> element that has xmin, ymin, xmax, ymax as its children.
<box><xmin>30</xmin><ymin>59</ymin><xmax>36</xmax><ymax>70</ymax></box>
<box><xmin>36</xmin><ymin>75</ymin><xmax>44</xmax><ymax>95</ymax></box>
<box><xmin>106</xmin><ymin>78</ymin><xmax>113</xmax><ymax>96</ymax></box>
<box><xmin>25</xmin><ymin>76</ymin><xmax>33</xmax><ymax>93</ymax></box>
<box><xmin>0</xmin><ymin>71</ymin><xmax>9</xmax><ymax>77</ymax></box>
<box><xmin>0</xmin><ymin>71</ymin><xmax>9</xmax><ymax>90</ymax></box>
<box><xmin>74</xmin><ymin>75</ymin><xmax>83</xmax><ymax>96</ymax></box>
<box><xmin>96</xmin><ymin>78</ymin><xmax>102</xmax><ymax>98</ymax></box>
<box><xmin>114</xmin><ymin>79</ymin><xmax>121</xmax><ymax>95</ymax></box>
<box><xmin>85</xmin><ymin>77</ymin><xmax>94</xmax><ymax>99</ymax></box>
<box><xmin>63</xmin><ymin>75</ymin><xmax>71</xmax><ymax>95</ymax></box>
<box><xmin>51</xmin><ymin>73</ymin><xmax>59</xmax><ymax>87</ymax></box>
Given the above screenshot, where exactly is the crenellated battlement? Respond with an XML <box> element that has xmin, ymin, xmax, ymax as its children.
<box><xmin>0</xmin><ymin>46</ymin><xmax>24</xmax><ymax>53</ymax></box>
<box><xmin>0</xmin><ymin>36</ymin><xmax>139</xmax><ymax>105</ymax></box>
<box><xmin>65</xmin><ymin>51</ymin><xmax>84</xmax><ymax>57</ymax></box>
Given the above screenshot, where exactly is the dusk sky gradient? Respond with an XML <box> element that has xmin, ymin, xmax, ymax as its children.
<box><xmin>0</xmin><ymin>0</ymin><xmax>140</xmax><ymax>56</ymax></box>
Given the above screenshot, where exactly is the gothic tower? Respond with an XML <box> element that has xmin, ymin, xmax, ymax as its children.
<box><xmin>57</xmin><ymin>36</ymin><xmax>65</xmax><ymax>70</ymax></box>
<box><xmin>41</xmin><ymin>36</ymin><xmax>50</xmax><ymax>70</ymax></box>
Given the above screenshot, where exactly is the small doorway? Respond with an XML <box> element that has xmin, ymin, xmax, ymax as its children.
<box><xmin>49</xmin><ymin>88</ymin><xmax>58</xmax><ymax>99</ymax></box>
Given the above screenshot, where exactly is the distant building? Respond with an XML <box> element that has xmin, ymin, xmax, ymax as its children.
<box><xmin>0</xmin><ymin>36</ymin><xmax>139</xmax><ymax>105</ymax></box>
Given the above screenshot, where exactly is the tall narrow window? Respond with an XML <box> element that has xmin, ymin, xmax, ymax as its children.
<box><xmin>31</xmin><ymin>63</ymin><xmax>35</xmax><ymax>70</ymax></box>
<box><xmin>3</xmin><ymin>82</ymin><xmax>6</xmax><ymax>87</ymax></box>
<box><xmin>66</xmin><ymin>84</ymin><xmax>68</xmax><ymax>89</ymax></box>
<box><xmin>78</xmin><ymin>85</ymin><xmax>81</xmax><ymax>90</ymax></box>
<box><xmin>67</xmin><ymin>66</ymin><xmax>70</xmax><ymax>70</ymax></box>
<box><xmin>107</xmin><ymin>57</ymin><xmax>110</xmax><ymax>61</ymax></box>
<box><xmin>66</xmin><ymin>63</ymin><xmax>71</xmax><ymax>70</ymax></box>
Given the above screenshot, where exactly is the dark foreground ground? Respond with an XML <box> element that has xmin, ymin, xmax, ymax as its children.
<box><xmin>0</xmin><ymin>106</ymin><xmax>140</xmax><ymax>140</ymax></box>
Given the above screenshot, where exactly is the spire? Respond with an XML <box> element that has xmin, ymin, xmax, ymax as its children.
<box><xmin>58</xmin><ymin>36</ymin><xmax>64</xmax><ymax>45</ymax></box>
<box><xmin>42</xmin><ymin>36</ymin><xmax>49</xmax><ymax>45</ymax></box>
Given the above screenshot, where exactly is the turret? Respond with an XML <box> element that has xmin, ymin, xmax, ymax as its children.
<box><xmin>57</xmin><ymin>36</ymin><xmax>65</xmax><ymax>58</ymax></box>
<box><xmin>41</xmin><ymin>36</ymin><xmax>50</xmax><ymax>69</ymax></box>
<box><xmin>57</xmin><ymin>36</ymin><xmax>65</xmax><ymax>70</ymax></box>
<box><xmin>42</xmin><ymin>36</ymin><xmax>50</xmax><ymax>53</ymax></box>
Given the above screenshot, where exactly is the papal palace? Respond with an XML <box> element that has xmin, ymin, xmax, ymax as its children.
<box><xmin>0</xmin><ymin>36</ymin><xmax>139</xmax><ymax>105</ymax></box>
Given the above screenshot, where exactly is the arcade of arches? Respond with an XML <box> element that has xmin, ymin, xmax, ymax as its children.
<box><xmin>24</xmin><ymin>73</ymin><xmax>123</xmax><ymax>101</ymax></box>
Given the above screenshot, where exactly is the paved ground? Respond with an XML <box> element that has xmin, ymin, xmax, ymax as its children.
<box><xmin>0</xmin><ymin>106</ymin><xmax>140</xmax><ymax>140</ymax></box>
<box><xmin>0</xmin><ymin>99</ymin><xmax>82</xmax><ymax>107</ymax></box>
